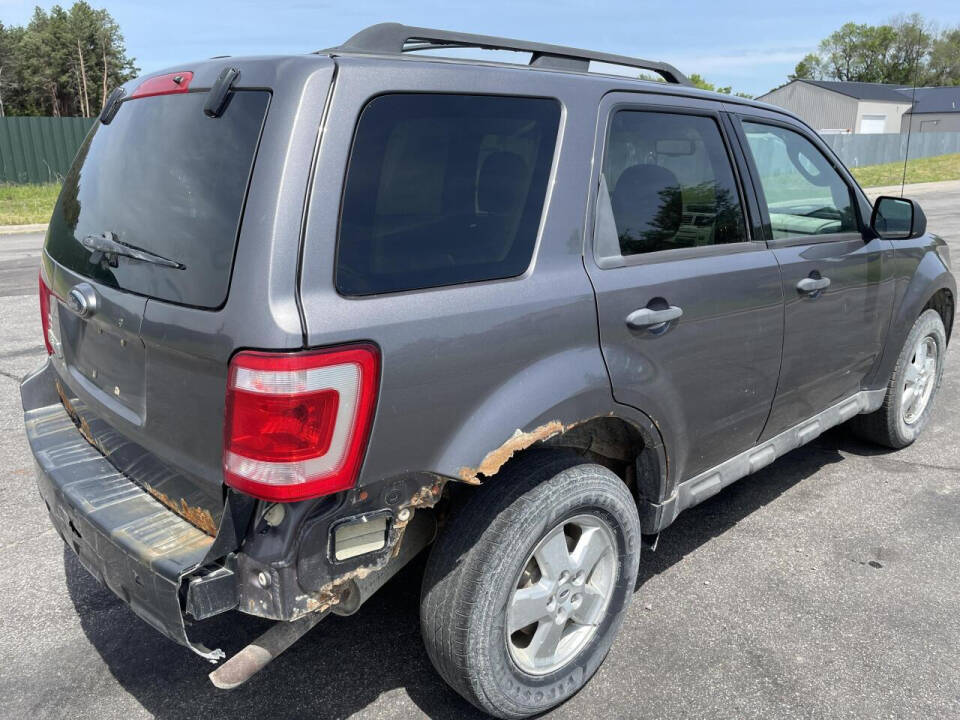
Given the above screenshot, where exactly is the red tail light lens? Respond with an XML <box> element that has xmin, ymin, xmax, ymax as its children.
<box><xmin>224</xmin><ymin>344</ymin><xmax>380</xmax><ymax>502</ymax></box>
<box><xmin>130</xmin><ymin>71</ymin><xmax>193</xmax><ymax>99</ymax></box>
<box><xmin>39</xmin><ymin>272</ymin><xmax>54</xmax><ymax>355</ymax></box>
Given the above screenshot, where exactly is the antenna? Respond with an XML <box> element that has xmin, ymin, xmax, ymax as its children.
<box><xmin>900</xmin><ymin>28</ymin><xmax>924</xmax><ymax>198</ymax></box>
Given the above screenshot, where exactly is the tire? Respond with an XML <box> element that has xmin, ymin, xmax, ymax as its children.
<box><xmin>420</xmin><ymin>451</ymin><xmax>641</xmax><ymax>719</ymax></box>
<box><xmin>851</xmin><ymin>308</ymin><xmax>947</xmax><ymax>449</ymax></box>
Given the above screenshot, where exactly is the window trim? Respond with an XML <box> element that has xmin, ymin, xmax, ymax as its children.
<box><xmin>590</xmin><ymin>101</ymin><xmax>760</xmax><ymax>269</ymax></box>
<box><xmin>332</xmin><ymin>91</ymin><xmax>563</xmax><ymax>298</ymax></box>
<box><xmin>731</xmin><ymin>114</ymin><xmax>867</xmax><ymax>248</ymax></box>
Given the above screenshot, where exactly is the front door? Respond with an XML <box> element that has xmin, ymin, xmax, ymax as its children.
<box><xmin>735</xmin><ymin>116</ymin><xmax>894</xmax><ymax>440</ymax></box>
<box><xmin>585</xmin><ymin>96</ymin><xmax>783</xmax><ymax>484</ymax></box>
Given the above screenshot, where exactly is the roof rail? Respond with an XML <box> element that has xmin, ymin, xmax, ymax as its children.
<box><xmin>323</xmin><ymin>22</ymin><xmax>691</xmax><ymax>86</ymax></box>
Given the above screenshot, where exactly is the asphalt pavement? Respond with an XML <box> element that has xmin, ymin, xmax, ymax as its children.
<box><xmin>0</xmin><ymin>184</ymin><xmax>958</xmax><ymax>719</ymax></box>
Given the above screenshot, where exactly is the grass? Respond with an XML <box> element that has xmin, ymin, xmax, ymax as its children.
<box><xmin>851</xmin><ymin>153</ymin><xmax>960</xmax><ymax>189</ymax></box>
<box><xmin>0</xmin><ymin>183</ymin><xmax>61</xmax><ymax>225</ymax></box>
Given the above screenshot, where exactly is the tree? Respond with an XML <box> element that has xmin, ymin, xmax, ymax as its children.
<box><xmin>790</xmin><ymin>53</ymin><xmax>823</xmax><ymax>81</ymax></box>
<box><xmin>928</xmin><ymin>27</ymin><xmax>960</xmax><ymax>85</ymax></box>
<box><xmin>0</xmin><ymin>23</ymin><xmax>14</xmax><ymax>116</ymax></box>
<box><xmin>0</xmin><ymin>2</ymin><xmax>137</xmax><ymax>117</ymax></box>
<box><xmin>686</xmin><ymin>73</ymin><xmax>752</xmax><ymax>98</ymax></box>
<box><xmin>790</xmin><ymin>14</ymin><xmax>959</xmax><ymax>86</ymax></box>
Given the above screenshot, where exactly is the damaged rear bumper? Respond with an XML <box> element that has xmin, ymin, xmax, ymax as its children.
<box><xmin>20</xmin><ymin>361</ymin><xmax>224</xmax><ymax>661</ymax></box>
<box><xmin>21</xmin><ymin>360</ymin><xmax>444</xmax><ymax>664</ymax></box>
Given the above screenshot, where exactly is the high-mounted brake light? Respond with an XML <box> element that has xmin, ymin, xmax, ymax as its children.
<box><xmin>38</xmin><ymin>272</ymin><xmax>54</xmax><ymax>355</ymax></box>
<box><xmin>224</xmin><ymin>345</ymin><xmax>380</xmax><ymax>502</ymax></box>
<box><xmin>129</xmin><ymin>71</ymin><xmax>194</xmax><ymax>99</ymax></box>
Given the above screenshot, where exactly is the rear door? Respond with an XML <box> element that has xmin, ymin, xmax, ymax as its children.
<box><xmin>732</xmin><ymin>113</ymin><xmax>895</xmax><ymax>440</ymax></box>
<box><xmin>585</xmin><ymin>93</ymin><xmax>783</xmax><ymax>484</ymax></box>
<box><xmin>38</xmin><ymin>59</ymin><xmax>333</xmax><ymax>532</ymax></box>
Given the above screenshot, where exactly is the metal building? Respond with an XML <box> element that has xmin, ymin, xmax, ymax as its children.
<box><xmin>901</xmin><ymin>87</ymin><xmax>960</xmax><ymax>133</ymax></box>
<box><xmin>757</xmin><ymin>80</ymin><xmax>914</xmax><ymax>134</ymax></box>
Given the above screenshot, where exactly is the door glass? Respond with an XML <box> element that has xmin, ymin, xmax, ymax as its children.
<box><xmin>596</xmin><ymin>111</ymin><xmax>745</xmax><ymax>260</ymax></box>
<box><xmin>742</xmin><ymin>121</ymin><xmax>858</xmax><ymax>239</ymax></box>
<box><xmin>336</xmin><ymin>94</ymin><xmax>560</xmax><ymax>296</ymax></box>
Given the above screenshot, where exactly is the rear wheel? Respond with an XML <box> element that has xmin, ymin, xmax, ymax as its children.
<box><xmin>420</xmin><ymin>451</ymin><xmax>640</xmax><ymax>718</ymax></box>
<box><xmin>851</xmin><ymin>309</ymin><xmax>947</xmax><ymax>448</ymax></box>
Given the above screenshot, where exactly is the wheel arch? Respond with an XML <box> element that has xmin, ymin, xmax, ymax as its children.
<box><xmin>924</xmin><ymin>286</ymin><xmax>954</xmax><ymax>343</ymax></box>
<box><xmin>448</xmin><ymin>407</ymin><xmax>670</xmax><ymax>536</ymax></box>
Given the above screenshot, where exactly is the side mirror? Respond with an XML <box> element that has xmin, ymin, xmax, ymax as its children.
<box><xmin>871</xmin><ymin>196</ymin><xmax>927</xmax><ymax>240</ymax></box>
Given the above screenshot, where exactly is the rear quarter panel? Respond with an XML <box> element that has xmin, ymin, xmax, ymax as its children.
<box><xmin>299</xmin><ymin>58</ymin><xmax>621</xmax><ymax>487</ymax></box>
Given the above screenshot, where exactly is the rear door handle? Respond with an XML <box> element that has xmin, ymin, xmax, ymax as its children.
<box><xmin>796</xmin><ymin>276</ymin><xmax>831</xmax><ymax>294</ymax></box>
<box><xmin>625</xmin><ymin>305</ymin><xmax>683</xmax><ymax>330</ymax></box>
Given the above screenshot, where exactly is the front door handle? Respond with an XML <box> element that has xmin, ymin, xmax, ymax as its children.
<box><xmin>626</xmin><ymin>305</ymin><xmax>683</xmax><ymax>330</ymax></box>
<box><xmin>796</xmin><ymin>276</ymin><xmax>831</xmax><ymax>294</ymax></box>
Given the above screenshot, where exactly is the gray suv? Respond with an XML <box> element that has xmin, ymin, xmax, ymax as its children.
<box><xmin>20</xmin><ymin>23</ymin><xmax>955</xmax><ymax>718</ymax></box>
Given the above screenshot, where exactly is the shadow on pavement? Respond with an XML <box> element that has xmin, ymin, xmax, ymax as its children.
<box><xmin>64</xmin><ymin>425</ymin><xmax>884</xmax><ymax>719</ymax></box>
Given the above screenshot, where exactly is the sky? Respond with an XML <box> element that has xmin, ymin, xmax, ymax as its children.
<box><xmin>3</xmin><ymin>0</ymin><xmax>960</xmax><ymax>96</ymax></box>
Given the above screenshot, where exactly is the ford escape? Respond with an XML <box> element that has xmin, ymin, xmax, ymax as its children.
<box><xmin>20</xmin><ymin>23</ymin><xmax>955</xmax><ymax>718</ymax></box>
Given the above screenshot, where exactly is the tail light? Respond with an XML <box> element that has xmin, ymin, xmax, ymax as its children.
<box><xmin>224</xmin><ymin>344</ymin><xmax>380</xmax><ymax>502</ymax></box>
<box><xmin>39</xmin><ymin>272</ymin><xmax>54</xmax><ymax>355</ymax></box>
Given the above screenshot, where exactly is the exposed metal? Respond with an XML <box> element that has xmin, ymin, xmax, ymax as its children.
<box><xmin>458</xmin><ymin>422</ymin><xmax>566</xmax><ymax>484</ymax></box>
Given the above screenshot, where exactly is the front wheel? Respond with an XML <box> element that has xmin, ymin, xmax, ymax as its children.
<box><xmin>420</xmin><ymin>451</ymin><xmax>641</xmax><ymax>718</ymax></box>
<box><xmin>851</xmin><ymin>309</ymin><xmax>947</xmax><ymax>448</ymax></box>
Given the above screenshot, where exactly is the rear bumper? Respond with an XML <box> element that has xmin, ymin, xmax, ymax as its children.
<box><xmin>20</xmin><ymin>360</ymin><xmax>225</xmax><ymax>661</ymax></box>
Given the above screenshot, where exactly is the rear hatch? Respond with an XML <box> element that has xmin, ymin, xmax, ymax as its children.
<box><xmin>42</xmin><ymin>73</ymin><xmax>272</xmax><ymax>534</ymax></box>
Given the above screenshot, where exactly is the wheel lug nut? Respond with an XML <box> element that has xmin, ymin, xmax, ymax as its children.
<box><xmin>558</xmin><ymin>571</ymin><xmax>570</xmax><ymax>584</ymax></box>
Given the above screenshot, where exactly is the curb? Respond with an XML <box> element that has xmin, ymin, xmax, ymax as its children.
<box><xmin>0</xmin><ymin>223</ymin><xmax>47</xmax><ymax>235</ymax></box>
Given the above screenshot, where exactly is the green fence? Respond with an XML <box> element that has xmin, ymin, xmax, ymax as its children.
<box><xmin>0</xmin><ymin>116</ymin><xmax>95</xmax><ymax>184</ymax></box>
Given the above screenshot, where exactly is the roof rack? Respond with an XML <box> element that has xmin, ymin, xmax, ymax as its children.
<box><xmin>323</xmin><ymin>23</ymin><xmax>691</xmax><ymax>86</ymax></box>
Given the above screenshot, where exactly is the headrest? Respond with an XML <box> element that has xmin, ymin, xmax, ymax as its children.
<box><xmin>610</xmin><ymin>164</ymin><xmax>682</xmax><ymax>244</ymax></box>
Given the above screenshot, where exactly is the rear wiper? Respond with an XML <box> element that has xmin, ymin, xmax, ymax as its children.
<box><xmin>81</xmin><ymin>232</ymin><xmax>185</xmax><ymax>270</ymax></box>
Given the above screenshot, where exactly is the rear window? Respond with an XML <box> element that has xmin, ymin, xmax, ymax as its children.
<box><xmin>336</xmin><ymin>94</ymin><xmax>560</xmax><ymax>296</ymax></box>
<box><xmin>45</xmin><ymin>90</ymin><xmax>269</xmax><ymax>308</ymax></box>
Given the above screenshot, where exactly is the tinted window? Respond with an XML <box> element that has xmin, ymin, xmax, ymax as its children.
<box><xmin>45</xmin><ymin>90</ymin><xmax>269</xmax><ymax>308</ymax></box>
<box><xmin>336</xmin><ymin>94</ymin><xmax>560</xmax><ymax>296</ymax></box>
<box><xmin>597</xmin><ymin>111</ymin><xmax>745</xmax><ymax>259</ymax></box>
<box><xmin>742</xmin><ymin>121</ymin><xmax>857</xmax><ymax>239</ymax></box>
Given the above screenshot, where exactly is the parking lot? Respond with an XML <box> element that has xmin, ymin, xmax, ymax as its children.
<box><xmin>0</xmin><ymin>184</ymin><xmax>958</xmax><ymax>719</ymax></box>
